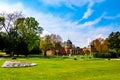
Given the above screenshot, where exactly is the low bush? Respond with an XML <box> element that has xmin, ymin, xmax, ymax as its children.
<box><xmin>93</xmin><ymin>52</ymin><xmax>119</xmax><ymax>58</ymax></box>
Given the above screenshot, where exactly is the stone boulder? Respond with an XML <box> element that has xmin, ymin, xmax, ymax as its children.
<box><xmin>1</xmin><ymin>61</ymin><xmax>37</xmax><ymax>68</ymax></box>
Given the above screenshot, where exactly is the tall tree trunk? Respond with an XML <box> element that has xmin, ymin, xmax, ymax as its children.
<box><xmin>43</xmin><ymin>50</ymin><xmax>47</xmax><ymax>56</ymax></box>
<box><xmin>116</xmin><ymin>49</ymin><xmax>119</xmax><ymax>58</ymax></box>
<box><xmin>25</xmin><ymin>52</ymin><xmax>28</xmax><ymax>57</ymax></box>
<box><xmin>17</xmin><ymin>53</ymin><xmax>19</xmax><ymax>57</ymax></box>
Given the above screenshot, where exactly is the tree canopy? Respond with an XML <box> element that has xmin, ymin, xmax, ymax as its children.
<box><xmin>0</xmin><ymin>12</ymin><xmax>43</xmax><ymax>57</ymax></box>
<box><xmin>40</xmin><ymin>34</ymin><xmax>62</xmax><ymax>56</ymax></box>
<box><xmin>108</xmin><ymin>31</ymin><xmax>120</xmax><ymax>57</ymax></box>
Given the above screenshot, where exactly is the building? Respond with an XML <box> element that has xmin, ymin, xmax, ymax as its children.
<box><xmin>64</xmin><ymin>39</ymin><xmax>95</xmax><ymax>55</ymax></box>
<box><xmin>64</xmin><ymin>39</ymin><xmax>82</xmax><ymax>54</ymax></box>
<box><xmin>46</xmin><ymin>39</ymin><xmax>95</xmax><ymax>56</ymax></box>
<box><xmin>64</xmin><ymin>39</ymin><xmax>73</xmax><ymax>54</ymax></box>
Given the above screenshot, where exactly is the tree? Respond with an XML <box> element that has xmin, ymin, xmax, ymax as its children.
<box><xmin>50</xmin><ymin>34</ymin><xmax>62</xmax><ymax>54</ymax></box>
<box><xmin>0</xmin><ymin>12</ymin><xmax>23</xmax><ymax>34</ymax></box>
<box><xmin>84</xmin><ymin>49</ymin><xmax>90</xmax><ymax>55</ymax></box>
<box><xmin>91</xmin><ymin>38</ymin><xmax>109</xmax><ymax>58</ymax></box>
<box><xmin>0</xmin><ymin>32</ymin><xmax>6</xmax><ymax>50</ymax></box>
<box><xmin>40</xmin><ymin>34</ymin><xmax>62</xmax><ymax>56</ymax></box>
<box><xmin>40</xmin><ymin>35</ymin><xmax>54</xmax><ymax>56</ymax></box>
<box><xmin>0</xmin><ymin>16</ymin><xmax>5</xmax><ymax>30</ymax></box>
<box><xmin>50</xmin><ymin>34</ymin><xmax>62</xmax><ymax>44</ymax></box>
<box><xmin>92</xmin><ymin>38</ymin><xmax>105</xmax><ymax>52</ymax></box>
<box><xmin>108</xmin><ymin>31</ymin><xmax>120</xmax><ymax>57</ymax></box>
<box><xmin>40</xmin><ymin>39</ymin><xmax>45</xmax><ymax>55</ymax></box>
<box><xmin>92</xmin><ymin>39</ymin><xmax>101</xmax><ymax>52</ymax></box>
<box><xmin>14</xmin><ymin>17</ymin><xmax>43</xmax><ymax>57</ymax></box>
<box><xmin>0</xmin><ymin>12</ymin><xmax>43</xmax><ymax>57</ymax></box>
<box><xmin>0</xmin><ymin>12</ymin><xmax>23</xmax><ymax>56</ymax></box>
<box><xmin>102</xmin><ymin>39</ymin><xmax>109</xmax><ymax>52</ymax></box>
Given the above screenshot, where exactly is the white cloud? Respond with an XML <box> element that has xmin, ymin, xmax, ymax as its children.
<box><xmin>40</xmin><ymin>0</ymin><xmax>89</xmax><ymax>8</ymax></box>
<box><xmin>80</xmin><ymin>0</ymin><xmax>94</xmax><ymax>20</ymax></box>
<box><xmin>0</xmin><ymin>1</ymin><xmax>119</xmax><ymax>48</ymax></box>
<box><xmin>0</xmin><ymin>2</ymin><xmax>23</xmax><ymax>13</ymax></box>
<box><xmin>40</xmin><ymin>0</ymin><xmax>104</xmax><ymax>9</ymax></box>
<box><xmin>40</xmin><ymin>0</ymin><xmax>105</xmax><ymax>21</ymax></box>
<box><xmin>41</xmin><ymin>30</ymin><xmax>51</xmax><ymax>37</ymax></box>
<box><xmin>77</xmin><ymin>14</ymin><xmax>104</xmax><ymax>28</ymax></box>
<box><xmin>103</xmin><ymin>14</ymin><xmax>120</xmax><ymax>20</ymax></box>
<box><xmin>82</xmin><ymin>8</ymin><xmax>93</xmax><ymax>20</ymax></box>
<box><xmin>80</xmin><ymin>0</ymin><xmax>105</xmax><ymax>21</ymax></box>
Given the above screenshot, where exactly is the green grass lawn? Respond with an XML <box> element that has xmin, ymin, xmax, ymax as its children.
<box><xmin>0</xmin><ymin>57</ymin><xmax>120</xmax><ymax>80</ymax></box>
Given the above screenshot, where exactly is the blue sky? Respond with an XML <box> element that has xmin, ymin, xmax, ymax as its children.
<box><xmin>0</xmin><ymin>0</ymin><xmax>120</xmax><ymax>47</ymax></box>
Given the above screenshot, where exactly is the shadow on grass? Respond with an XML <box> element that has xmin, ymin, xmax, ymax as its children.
<box><xmin>0</xmin><ymin>54</ymin><xmax>71</xmax><ymax>60</ymax></box>
<box><xmin>0</xmin><ymin>53</ymin><xmax>105</xmax><ymax>61</ymax></box>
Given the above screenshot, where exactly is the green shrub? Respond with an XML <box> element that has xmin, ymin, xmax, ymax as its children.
<box><xmin>93</xmin><ymin>52</ymin><xmax>111</xmax><ymax>58</ymax></box>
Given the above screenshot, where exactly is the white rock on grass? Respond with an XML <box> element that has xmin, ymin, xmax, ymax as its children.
<box><xmin>31</xmin><ymin>63</ymin><xmax>37</xmax><ymax>66</ymax></box>
<box><xmin>1</xmin><ymin>61</ymin><xmax>37</xmax><ymax>68</ymax></box>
